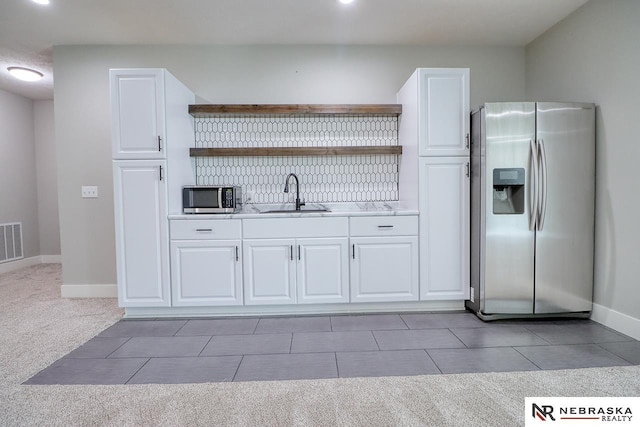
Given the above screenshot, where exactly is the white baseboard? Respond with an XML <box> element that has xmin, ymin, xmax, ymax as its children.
<box><xmin>40</xmin><ymin>255</ymin><xmax>62</xmax><ymax>263</ymax></box>
<box><xmin>591</xmin><ymin>303</ymin><xmax>640</xmax><ymax>341</ymax></box>
<box><xmin>125</xmin><ymin>300</ymin><xmax>466</xmax><ymax>318</ymax></box>
<box><xmin>0</xmin><ymin>256</ymin><xmax>42</xmax><ymax>274</ymax></box>
<box><xmin>61</xmin><ymin>284</ymin><xmax>118</xmax><ymax>298</ymax></box>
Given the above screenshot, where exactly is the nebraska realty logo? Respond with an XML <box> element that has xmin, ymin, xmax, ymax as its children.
<box><xmin>525</xmin><ymin>398</ymin><xmax>639</xmax><ymax>426</ymax></box>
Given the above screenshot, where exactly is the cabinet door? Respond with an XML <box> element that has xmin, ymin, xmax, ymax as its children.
<box><xmin>419</xmin><ymin>68</ymin><xmax>469</xmax><ymax>156</ymax></box>
<box><xmin>297</xmin><ymin>238</ymin><xmax>349</xmax><ymax>304</ymax></box>
<box><xmin>170</xmin><ymin>240</ymin><xmax>242</xmax><ymax>306</ymax></box>
<box><xmin>419</xmin><ymin>157</ymin><xmax>470</xmax><ymax>300</ymax></box>
<box><xmin>350</xmin><ymin>236</ymin><xmax>419</xmax><ymax>302</ymax></box>
<box><xmin>110</xmin><ymin>69</ymin><xmax>165</xmax><ymax>159</ymax></box>
<box><xmin>243</xmin><ymin>239</ymin><xmax>296</xmax><ymax>305</ymax></box>
<box><xmin>113</xmin><ymin>160</ymin><xmax>170</xmax><ymax>307</ymax></box>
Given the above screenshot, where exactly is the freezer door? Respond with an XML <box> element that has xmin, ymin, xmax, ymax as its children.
<box><xmin>482</xmin><ymin>102</ymin><xmax>536</xmax><ymax>314</ymax></box>
<box><xmin>534</xmin><ymin>102</ymin><xmax>595</xmax><ymax>314</ymax></box>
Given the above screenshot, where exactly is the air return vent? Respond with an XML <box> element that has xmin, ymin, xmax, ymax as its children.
<box><xmin>0</xmin><ymin>223</ymin><xmax>23</xmax><ymax>263</ymax></box>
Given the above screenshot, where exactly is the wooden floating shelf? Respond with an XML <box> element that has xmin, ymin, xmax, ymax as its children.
<box><xmin>189</xmin><ymin>104</ymin><xmax>402</xmax><ymax>116</ymax></box>
<box><xmin>190</xmin><ymin>146</ymin><xmax>403</xmax><ymax>157</ymax></box>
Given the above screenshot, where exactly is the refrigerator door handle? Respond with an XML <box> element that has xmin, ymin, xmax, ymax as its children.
<box><xmin>529</xmin><ymin>139</ymin><xmax>539</xmax><ymax>231</ymax></box>
<box><xmin>537</xmin><ymin>138</ymin><xmax>548</xmax><ymax>231</ymax></box>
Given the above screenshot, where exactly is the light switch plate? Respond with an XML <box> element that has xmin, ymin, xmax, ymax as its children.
<box><xmin>81</xmin><ymin>186</ymin><xmax>98</xmax><ymax>198</ymax></box>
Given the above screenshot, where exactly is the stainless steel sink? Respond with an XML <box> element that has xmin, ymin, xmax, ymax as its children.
<box><xmin>260</xmin><ymin>208</ymin><xmax>330</xmax><ymax>214</ymax></box>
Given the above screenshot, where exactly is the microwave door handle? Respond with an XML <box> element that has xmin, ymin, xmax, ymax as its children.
<box><xmin>217</xmin><ymin>189</ymin><xmax>223</xmax><ymax>210</ymax></box>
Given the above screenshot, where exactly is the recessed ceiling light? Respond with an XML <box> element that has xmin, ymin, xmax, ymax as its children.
<box><xmin>32</xmin><ymin>0</ymin><xmax>50</xmax><ymax>5</ymax></box>
<box><xmin>7</xmin><ymin>67</ymin><xmax>44</xmax><ymax>82</ymax></box>
<box><xmin>338</xmin><ymin>0</ymin><xmax>354</xmax><ymax>4</ymax></box>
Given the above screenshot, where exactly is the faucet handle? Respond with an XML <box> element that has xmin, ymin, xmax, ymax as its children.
<box><xmin>300</xmin><ymin>200</ymin><xmax>306</xmax><ymax>208</ymax></box>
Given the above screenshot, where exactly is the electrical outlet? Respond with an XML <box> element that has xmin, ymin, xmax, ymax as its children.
<box><xmin>81</xmin><ymin>186</ymin><xmax>98</xmax><ymax>198</ymax></box>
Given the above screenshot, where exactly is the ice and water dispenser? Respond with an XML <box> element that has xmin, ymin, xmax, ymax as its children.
<box><xmin>492</xmin><ymin>168</ymin><xmax>525</xmax><ymax>214</ymax></box>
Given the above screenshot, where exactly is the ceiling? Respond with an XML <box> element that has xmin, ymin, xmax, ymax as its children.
<box><xmin>0</xmin><ymin>0</ymin><xmax>589</xmax><ymax>100</ymax></box>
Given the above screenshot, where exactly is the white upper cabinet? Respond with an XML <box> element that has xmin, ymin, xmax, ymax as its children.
<box><xmin>113</xmin><ymin>160</ymin><xmax>170</xmax><ymax>307</ymax></box>
<box><xmin>418</xmin><ymin>68</ymin><xmax>469</xmax><ymax>157</ymax></box>
<box><xmin>419</xmin><ymin>157</ymin><xmax>470</xmax><ymax>300</ymax></box>
<box><xmin>111</xmin><ymin>69</ymin><xmax>165</xmax><ymax>159</ymax></box>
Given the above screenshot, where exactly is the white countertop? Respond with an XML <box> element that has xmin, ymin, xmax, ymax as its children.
<box><xmin>168</xmin><ymin>201</ymin><xmax>418</xmax><ymax>220</ymax></box>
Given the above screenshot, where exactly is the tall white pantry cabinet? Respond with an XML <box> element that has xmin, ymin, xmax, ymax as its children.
<box><xmin>398</xmin><ymin>68</ymin><xmax>470</xmax><ymax>301</ymax></box>
<box><xmin>110</xmin><ymin>69</ymin><xmax>195</xmax><ymax>307</ymax></box>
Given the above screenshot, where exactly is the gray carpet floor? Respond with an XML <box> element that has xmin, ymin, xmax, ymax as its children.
<box><xmin>1</xmin><ymin>264</ymin><xmax>639</xmax><ymax>426</ymax></box>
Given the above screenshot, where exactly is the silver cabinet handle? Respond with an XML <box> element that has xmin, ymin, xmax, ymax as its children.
<box><xmin>465</xmin><ymin>133</ymin><xmax>470</xmax><ymax>149</ymax></box>
<box><xmin>290</xmin><ymin>245</ymin><xmax>293</xmax><ymax>261</ymax></box>
<box><xmin>352</xmin><ymin>244</ymin><xmax>355</xmax><ymax>259</ymax></box>
<box><xmin>158</xmin><ymin>136</ymin><xmax>162</xmax><ymax>151</ymax></box>
<box><xmin>529</xmin><ymin>139</ymin><xmax>538</xmax><ymax>231</ymax></box>
<box><xmin>297</xmin><ymin>245</ymin><xmax>301</xmax><ymax>260</ymax></box>
<box><xmin>377</xmin><ymin>225</ymin><xmax>394</xmax><ymax>229</ymax></box>
<box><xmin>195</xmin><ymin>228</ymin><xmax>212</xmax><ymax>232</ymax></box>
<box><xmin>465</xmin><ymin>162</ymin><xmax>470</xmax><ymax>177</ymax></box>
<box><xmin>159</xmin><ymin>165</ymin><xmax>163</xmax><ymax>181</ymax></box>
<box><xmin>235</xmin><ymin>246</ymin><xmax>239</xmax><ymax>262</ymax></box>
<box><xmin>537</xmin><ymin>139</ymin><xmax>548</xmax><ymax>231</ymax></box>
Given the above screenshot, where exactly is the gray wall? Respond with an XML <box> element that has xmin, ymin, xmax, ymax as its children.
<box><xmin>0</xmin><ymin>89</ymin><xmax>40</xmax><ymax>259</ymax></box>
<box><xmin>34</xmin><ymin>100</ymin><xmax>61</xmax><ymax>256</ymax></box>
<box><xmin>53</xmin><ymin>44</ymin><xmax>526</xmax><ymax>286</ymax></box>
<box><xmin>526</xmin><ymin>0</ymin><xmax>640</xmax><ymax>320</ymax></box>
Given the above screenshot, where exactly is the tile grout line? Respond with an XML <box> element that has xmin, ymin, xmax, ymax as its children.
<box><xmin>591</xmin><ymin>343</ymin><xmax>638</xmax><ymax>366</ymax></box>
<box><xmin>123</xmin><ymin>357</ymin><xmax>151</xmax><ymax>384</ymax></box>
<box><xmin>511</xmin><ymin>346</ymin><xmax>543</xmax><ymax>370</ymax></box>
<box><xmin>104</xmin><ymin>336</ymin><xmax>133</xmax><ymax>359</ymax></box>
<box><xmin>197</xmin><ymin>336</ymin><xmax>215</xmax><ymax>357</ymax></box>
<box><xmin>231</xmin><ymin>355</ymin><xmax>244</xmax><ymax>382</ymax></box>
<box><xmin>370</xmin><ymin>329</ymin><xmax>382</xmax><ymax>351</ymax></box>
<box><xmin>172</xmin><ymin>319</ymin><xmax>189</xmax><ymax>336</ymax></box>
<box><xmin>446</xmin><ymin>328</ymin><xmax>470</xmax><ymax>348</ymax></box>
<box><xmin>423</xmin><ymin>349</ymin><xmax>443</xmax><ymax>374</ymax></box>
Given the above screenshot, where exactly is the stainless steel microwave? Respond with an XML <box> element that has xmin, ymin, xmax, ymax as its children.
<box><xmin>182</xmin><ymin>186</ymin><xmax>242</xmax><ymax>214</ymax></box>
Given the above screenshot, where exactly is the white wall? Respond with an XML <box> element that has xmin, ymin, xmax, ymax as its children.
<box><xmin>34</xmin><ymin>100</ymin><xmax>60</xmax><ymax>257</ymax></box>
<box><xmin>0</xmin><ymin>89</ymin><xmax>40</xmax><ymax>259</ymax></box>
<box><xmin>526</xmin><ymin>0</ymin><xmax>640</xmax><ymax>328</ymax></box>
<box><xmin>52</xmin><ymin>44</ymin><xmax>525</xmax><ymax>288</ymax></box>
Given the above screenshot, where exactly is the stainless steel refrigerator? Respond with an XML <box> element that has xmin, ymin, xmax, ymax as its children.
<box><xmin>466</xmin><ymin>102</ymin><xmax>595</xmax><ymax>319</ymax></box>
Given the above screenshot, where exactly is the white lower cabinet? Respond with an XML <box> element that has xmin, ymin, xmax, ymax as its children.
<box><xmin>243</xmin><ymin>239</ymin><xmax>297</xmax><ymax>305</ymax></box>
<box><xmin>243</xmin><ymin>237</ymin><xmax>349</xmax><ymax>305</ymax></box>
<box><xmin>297</xmin><ymin>238</ymin><xmax>349</xmax><ymax>304</ymax></box>
<box><xmin>349</xmin><ymin>216</ymin><xmax>419</xmax><ymax>302</ymax></box>
<box><xmin>350</xmin><ymin>236</ymin><xmax>419</xmax><ymax>302</ymax></box>
<box><xmin>170</xmin><ymin>240</ymin><xmax>242</xmax><ymax>306</ymax></box>
<box><xmin>419</xmin><ymin>156</ymin><xmax>470</xmax><ymax>300</ymax></box>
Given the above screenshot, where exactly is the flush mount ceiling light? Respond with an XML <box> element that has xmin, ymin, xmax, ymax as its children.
<box><xmin>32</xmin><ymin>0</ymin><xmax>50</xmax><ymax>4</ymax></box>
<box><xmin>7</xmin><ymin>67</ymin><xmax>44</xmax><ymax>82</ymax></box>
<box><xmin>338</xmin><ymin>0</ymin><xmax>354</xmax><ymax>4</ymax></box>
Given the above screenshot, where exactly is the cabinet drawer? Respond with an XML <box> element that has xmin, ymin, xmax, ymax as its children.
<box><xmin>170</xmin><ymin>219</ymin><xmax>241</xmax><ymax>240</ymax></box>
<box><xmin>243</xmin><ymin>217</ymin><xmax>348</xmax><ymax>239</ymax></box>
<box><xmin>350</xmin><ymin>216</ymin><xmax>418</xmax><ymax>237</ymax></box>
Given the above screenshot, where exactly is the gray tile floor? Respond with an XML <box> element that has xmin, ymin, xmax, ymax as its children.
<box><xmin>24</xmin><ymin>313</ymin><xmax>640</xmax><ymax>384</ymax></box>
